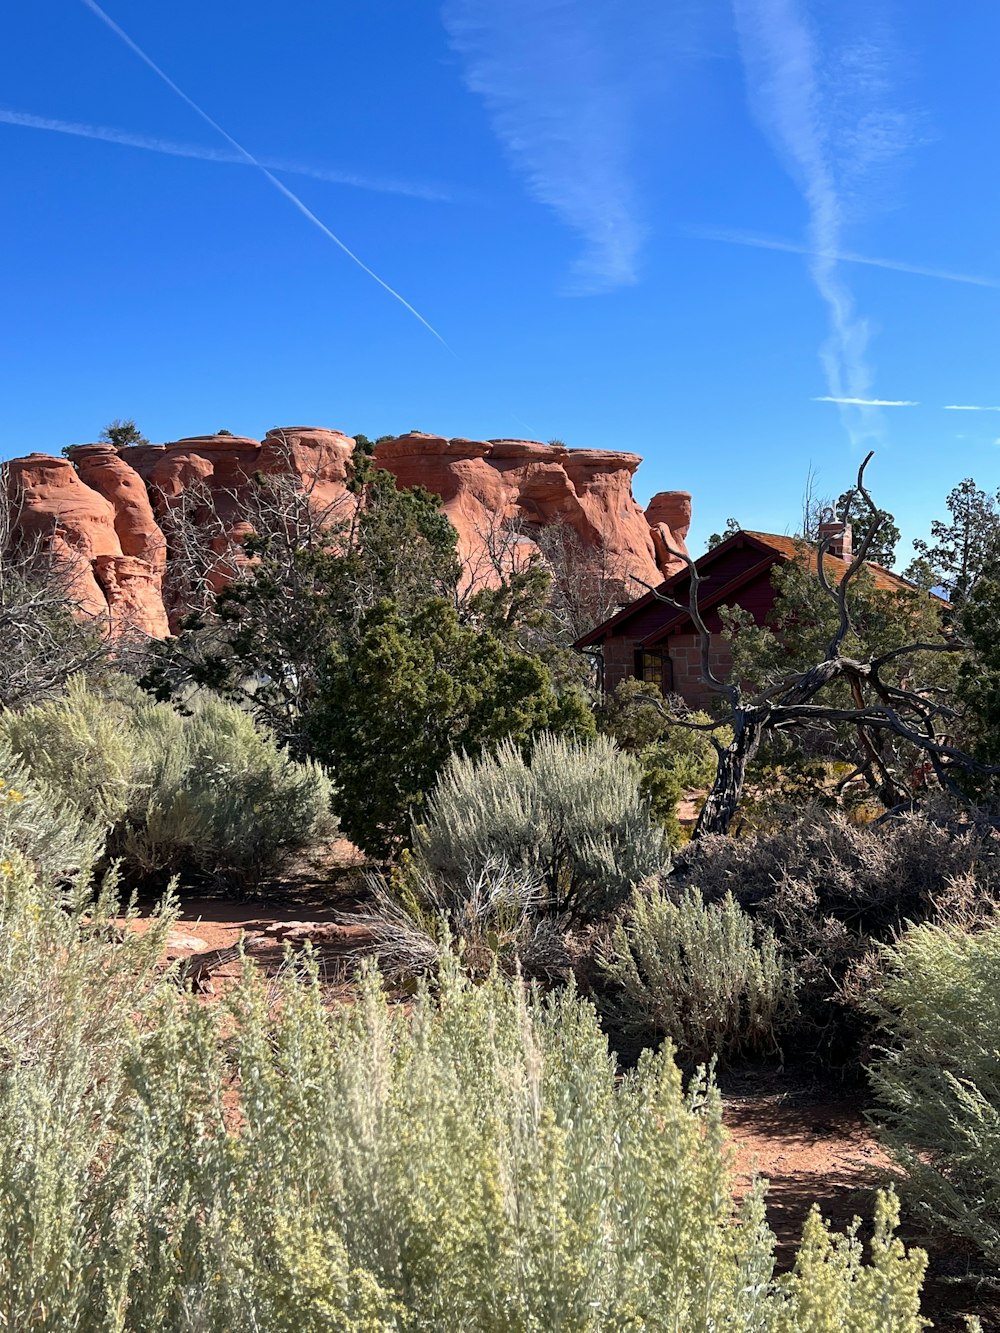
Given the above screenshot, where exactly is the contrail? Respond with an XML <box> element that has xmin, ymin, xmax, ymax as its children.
<box><xmin>814</xmin><ymin>396</ymin><xmax>918</xmax><ymax>407</ymax></box>
<box><xmin>0</xmin><ymin>107</ymin><xmax>454</xmax><ymax>202</ymax></box>
<box><xmin>689</xmin><ymin>225</ymin><xmax>1000</xmax><ymax>292</ymax></box>
<box><xmin>79</xmin><ymin>0</ymin><xmax>449</xmax><ymax>346</ymax></box>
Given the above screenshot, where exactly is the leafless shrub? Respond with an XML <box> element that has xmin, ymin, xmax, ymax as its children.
<box><xmin>672</xmin><ymin>806</ymin><xmax>1000</xmax><ymax>1066</ymax></box>
<box><xmin>0</xmin><ymin>474</ymin><xmax>110</xmax><ymax>712</ymax></box>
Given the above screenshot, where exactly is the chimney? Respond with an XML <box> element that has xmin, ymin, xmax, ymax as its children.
<box><xmin>817</xmin><ymin>509</ymin><xmax>853</xmax><ymax>562</ymax></box>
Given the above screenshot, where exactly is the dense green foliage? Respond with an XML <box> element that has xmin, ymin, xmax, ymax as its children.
<box><xmin>99</xmin><ymin>417</ymin><xmax>148</xmax><ymax>447</ymax></box>
<box><xmin>417</xmin><ymin>733</ymin><xmax>671</xmax><ymax>919</ymax></box>
<box><xmin>310</xmin><ymin>599</ymin><xmax>591</xmax><ymax>858</ymax></box>
<box><xmin>958</xmin><ymin>553</ymin><xmax>1000</xmax><ymax>779</ymax></box>
<box><xmin>723</xmin><ymin>559</ymin><xmax>951</xmax><ymax>699</ymax></box>
<box><xmin>598</xmin><ymin>679</ymin><xmax>722</xmax><ymax>840</ymax></box>
<box><xmin>600</xmin><ymin>886</ymin><xmax>798</xmax><ymax>1063</ymax></box>
<box><xmin>870</xmin><ymin>919</ymin><xmax>1000</xmax><ymax>1273</ymax></box>
<box><xmin>0</xmin><ymin>678</ymin><xmax>334</xmax><ymax>888</ymax></box>
<box><xmin>0</xmin><ymin>810</ymin><xmax>927</xmax><ymax>1328</ymax></box>
<box><xmin>833</xmin><ymin>490</ymin><xmax>901</xmax><ymax>568</ymax></box>
<box><xmin>907</xmin><ymin>476</ymin><xmax>1000</xmax><ymax>602</ymax></box>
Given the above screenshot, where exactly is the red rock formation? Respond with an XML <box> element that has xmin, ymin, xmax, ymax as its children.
<box><xmin>645</xmin><ymin>491</ymin><xmax>692</xmax><ymax>577</ymax></box>
<box><xmin>4</xmin><ymin>427</ymin><xmax>688</xmax><ymax>638</ymax></box>
<box><xmin>70</xmin><ymin>444</ymin><xmax>166</xmax><ymax>573</ymax></box>
<box><xmin>373</xmin><ymin>433</ymin><xmax>672</xmax><ymax>593</ymax></box>
<box><xmin>4</xmin><ymin>453</ymin><xmax>169</xmax><ymax>636</ymax></box>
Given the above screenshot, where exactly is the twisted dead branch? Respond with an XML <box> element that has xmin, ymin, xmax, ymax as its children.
<box><xmin>629</xmin><ymin>454</ymin><xmax>995</xmax><ymax>836</ymax></box>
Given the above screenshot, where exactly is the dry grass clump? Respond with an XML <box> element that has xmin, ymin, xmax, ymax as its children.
<box><xmin>359</xmin><ymin>855</ymin><xmax>573</xmax><ymax>984</ymax></box>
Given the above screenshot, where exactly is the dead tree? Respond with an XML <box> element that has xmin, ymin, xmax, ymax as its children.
<box><xmin>641</xmin><ymin>453</ymin><xmax>998</xmax><ymax>837</ymax></box>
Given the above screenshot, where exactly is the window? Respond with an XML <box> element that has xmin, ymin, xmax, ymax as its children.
<box><xmin>633</xmin><ymin>649</ymin><xmax>673</xmax><ymax>693</ymax></box>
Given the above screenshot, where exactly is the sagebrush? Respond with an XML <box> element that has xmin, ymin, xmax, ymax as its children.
<box><xmin>0</xmin><ymin>677</ymin><xmax>335</xmax><ymax>887</ymax></box>
<box><xmin>0</xmin><ymin>845</ymin><xmax>927</xmax><ymax>1329</ymax></box>
<box><xmin>600</xmin><ymin>885</ymin><xmax>798</xmax><ymax>1063</ymax></box>
<box><xmin>869</xmin><ymin>919</ymin><xmax>1000</xmax><ymax>1274</ymax></box>
<box><xmin>416</xmin><ymin>731</ymin><xmax>671</xmax><ymax>919</ymax></box>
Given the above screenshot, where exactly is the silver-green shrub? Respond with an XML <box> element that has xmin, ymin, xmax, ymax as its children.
<box><xmin>0</xmin><ymin>848</ymin><xmax>926</xmax><ymax>1329</ymax></box>
<box><xmin>0</xmin><ymin>850</ymin><xmax>174</xmax><ymax>1330</ymax></box>
<box><xmin>416</xmin><ymin>732</ymin><xmax>671</xmax><ymax>919</ymax></box>
<box><xmin>0</xmin><ymin>739</ymin><xmax>101</xmax><ymax>883</ymax></box>
<box><xmin>0</xmin><ymin>677</ymin><xmax>335</xmax><ymax>887</ymax></box>
<box><xmin>600</xmin><ymin>885</ymin><xmax>799</xmax><ymax>1062</ymax></box>
<box><xmin>869</xmin><ymin>919</ymin><xmax>1000</xmax><ymax>1272</ymax></box>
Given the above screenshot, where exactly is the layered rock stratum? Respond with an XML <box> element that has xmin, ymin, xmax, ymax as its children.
<box><xmin>3</xmin><ymin>427</ymin><xmax>690</xmax><ymax>637</ymax></box>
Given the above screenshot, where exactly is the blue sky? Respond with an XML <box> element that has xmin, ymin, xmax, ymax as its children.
<box><xmin>1</xmin><ymin>0</ymin><xmax>999</xmax><ymax>559</ymax></box>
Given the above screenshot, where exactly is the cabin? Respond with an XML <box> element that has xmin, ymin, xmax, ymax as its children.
<box><xmin>574</xmin><ymin>519</ymin><xmax>931</xmax><ymax>709</ymax></box>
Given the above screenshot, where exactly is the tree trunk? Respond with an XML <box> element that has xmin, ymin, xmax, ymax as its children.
<box><xmin>693</xmin><ymin>709</ymin><xmax>766</xmax><ymax>838</ymax></box>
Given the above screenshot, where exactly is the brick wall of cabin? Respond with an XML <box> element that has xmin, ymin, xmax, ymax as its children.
<box><xmin>603</xmin><ymin>636</ymin><xmax>638</xmax><ymax>693</ymax></box>
<box><xmin>593</xmin><ymin>558</ymin><xmax>780</xmax><ymax>707</ymax></box>
<box><xmin>666</xmin><ymin>632</ymin><xmax>734</xmax><ymax>710</ymax></box>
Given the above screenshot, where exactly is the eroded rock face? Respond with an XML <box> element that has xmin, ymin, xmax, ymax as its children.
<box><xmin>4</xmin><ymin>453</ymin><xmax>169</xmax><ymax>636</ymax></box>
<box><xmin>373</xmin><ymin>433</ymin><xmax>673</xmax><ymax>593</ymax></box>
<box><xmin>645</xmin><ymin>491</ymin><xmax>692</xmax><ymax>577</ymax></box>
<box><xmin>3</xmin><ymin>428</ymin><xmax>688</xmax><ymax>637</ymax></box>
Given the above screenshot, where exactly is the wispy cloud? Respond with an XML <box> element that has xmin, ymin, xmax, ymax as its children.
<box><xmin>689</xmin><ymin>225</ymin><xmax>1000</xmax><ymax>290</ymax></box>
<box><xmin>814</xmin><ymin>395</ymin><xmax>917</xmax><ymax>406</ymax></box>
<box><xmin>79</xmin><ymin>0</ymin><xmax>448</xmax><ymax>345</ymax></box>
<box><xmin>0</xmin><ymin>106</ymin><xmax>455</xmax><ymax>202</ymax></box>
<box><xmin>730</xmin><ymin>0</ymin><xmax>912</xmax><ymax>447</ymax></box>
<box><xmin>441</xmin><ymin>0</ymin><xmax>645</xmax><ymax>294</ymax></box>
<box><xmin>943</xmin><ymin>404</ymin><xmax>1000</xmax><ymax>412</ymax></box>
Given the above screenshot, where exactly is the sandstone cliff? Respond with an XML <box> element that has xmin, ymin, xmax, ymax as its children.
<box><xmin>3</xmin><ymin>427</ymin><xmax>690</xmax><ymax>637</ymax></box>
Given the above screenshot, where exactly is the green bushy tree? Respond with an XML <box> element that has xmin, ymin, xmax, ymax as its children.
<box><xmin>99</xmin><ymin>417</ymin><xmax>148</xmax><ymax>447</ymax></box>
<box><xmin>147</xmin><ymin>462</ymin><xmax>462</xmax><ymax>746</ymax></box>
<box><xmin>834</xmin><ymin>490</ymin><xmax>901</xmax><ymax>568</ymax></box>
<box><xmin>312</xmin><ymin>599</ymin><xmax>593</xmax><ymax>857</ymax></box>
<box><xmin>907</xmin><ymin>476</ymin><xmax>1000</xmax><ymax>603</ymax></box>
<box><xmin>958</xmin><ymin>554</ymin><xmax>1000</xmax><ymax>779</ymax></box>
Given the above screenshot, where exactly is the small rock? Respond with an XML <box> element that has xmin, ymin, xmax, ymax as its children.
<box><xmin>164</xmin><ymin>932</ymin><xmax>211</xmax><ymax>954</ymax></box>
